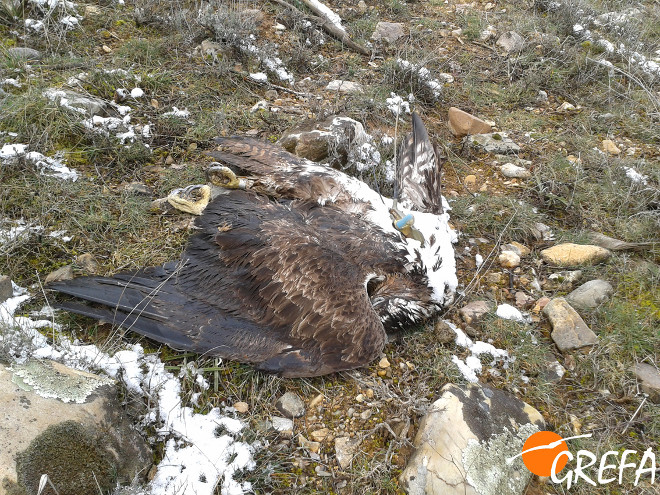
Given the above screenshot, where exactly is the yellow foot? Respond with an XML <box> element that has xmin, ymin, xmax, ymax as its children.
<box><xmin>167</xmin><ymin>184</ymin><xmax>211</xmax><ymax>215</ymax></box>
<box><xmin>206</xmin><ymin>163</ymin><xmax>249</xmax><ymax>189</ymax></box>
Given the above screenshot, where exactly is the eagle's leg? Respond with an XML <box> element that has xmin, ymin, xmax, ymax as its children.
<box><xmin>167</xmin><ymin>184</ymin><xmax>212</xmax><ymax>215</ymax></box>
<box><xmin>389</xmin><ymin>207</ymin><xmax>426</xmax><ymax>247</ymax></box>
<box><xmin>206</xmin><ymin>163</ymin><xmax>250</xmax><ymax>190</ymax></box>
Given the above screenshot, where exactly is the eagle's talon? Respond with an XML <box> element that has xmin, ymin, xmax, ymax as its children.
<box><xmin>167</xmin><ymin>184</ymin><xmax>211</xmax><ymax>215</ymax></box>
<box><xmin>206</xmin><ymin>163</ymin><xmax>248</xmax><ymax>189</ymax></box>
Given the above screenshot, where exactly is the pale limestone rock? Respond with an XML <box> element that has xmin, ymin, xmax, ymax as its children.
<box><xmin>371</xmin><ymin>22</ymin><xmax>406</xmax><ymax>43</ymax></box>
<box><xmin>502</xmin><ymin>242</ymin><xmax>530</xmax><ymax>257</ymax></box>
<box><xmin>400</xmin><ymin>383</ymin><xmax>543</xmax><ymax>495</ymax></box>
<box><xmin>45</xmin><ymin>264</ymin><xmax>74</xmax><ymax>284</ymax></box>
<box><xmin>298</xmin><ymin>434</ymin><xmax>321</xmax><ymax>454</ymax></box>
<box><xmin>310</xmin><ymin>428</ymin><xmax>330</xmax><ymax>442</ymax></box>
<box><xmin>634</xmin><ymin>363</ymin><xmax>660</xmax><ymax>403</ymax></box>
<box><xmin>325</xmin><ymin>80</ymin><xmax>364</xmax><ymax>93</ymax></box>
<box><xmin>233</xmin><ymin>401</ymin><xmax>249</xmax><ymax>413</ymax></box>
<box><xmin>601</xmin><ymin>139</ymin><xmax>620</xmax><ymax>155</ymax></box>
<box><xmin>7</xmin><ymin>47</ymin><xmax>43</xmax><ymax>60</ymax></box>
<box><xmin>75</xmin><ymin>253</ymin><xmax>99</xmax><ymax>274</ymax></box>
<box><xmin>448</xmin><ymin>107</ymin><xmax>492</xmax><ymax>137</ymax></box>
<box><xmin>500</xmin><ymin>162</ymin><xmax>531</xmax><ymax>179</ymax></box>
<box><xmin>464</xmin><ymin>174</ymin><xmax>477</xmax><ymax>188</ymax></box>
<box><xmin>499</xmin><ymin>250</ymin><xmax>521</xmax><ymax>268</ymax></box>
<box><xmin>468</xmin><ymin>132</ymin><xmax>521</xmax><ymax>154</ymax></box>
<box><xmin>543</xmin><ymin>298</ymin><xmax>598</xmax><ymax>351</ymax></box>
<box><xmin>565</xmin><ymin>279</ymin><xmax>613</xmax><ymax>310</ymax></box>
<box><xmin>540</xmin><ymin>243</ymin><xmax>611</xmax><ymax>266</ymax></box>
<box><xmin>335</xmin><ymin>436</ymin><xmax>361</xmax><ymax>469</ymax></box>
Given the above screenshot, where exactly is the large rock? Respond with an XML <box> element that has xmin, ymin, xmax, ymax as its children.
<box><xmin>543</xmin><ymin>298</ymin><xmax>598</xmax><ymax>351</ymax></box>
<box><xmin>325</xmin><ymin>80</ymin><xmax>364</xmax><ymax>93</ymax></box>
<box><xmin>371</xmin><ymin>22</ymin><xmax>406</xmax><ymax>43</ymax></box>
<box><xmin>633</xmin><ymin>363</ymin><xmax>660</xmax><ymax>403</ymax></box>
<box><xmin>400</xmin><ymin>383</ymin><xmax>544</xmax><ymax>495</ymax></box>
<box><xmin>565</xmin><ymin>279</ymin><xmax>613</xmax><ymax>310</ymax></box>
<box><xmin>448</xmin><ymin>107</ymin><xmax>492</xmax><ymax>137</ymax></box>
<box><xmin>540</xmin><ymin>243</ymin><xmax>612</xmax><ymax>266</ymax></box>
<box><xmin>44</xmin><ymin>88</ymin><xmax>108</xmax><ymax>117</ymax></box>
<box><xmin>0</xmin><ymin>360</ymin><xmax>152</xmax><ymax>495</ymax></box>
<box><xmin>468</xmin><ymin>133</ymin><xmax>521</xmax><ymax>154</ymax></box>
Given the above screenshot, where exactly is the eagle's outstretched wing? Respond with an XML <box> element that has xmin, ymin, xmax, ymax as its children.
<box><xmin>396</xmin><ymin>112</ymin><xmax>444</xmax><ymax>214</ymax></box>
<box><xmin>50</xmin><ymin>191</ymin><xmax>419</xmax><ymax>377</ymax></box>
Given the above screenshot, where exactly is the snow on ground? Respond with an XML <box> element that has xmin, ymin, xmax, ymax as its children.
<box><xmin>0</xmin><ymin>144</ymin><xmax>79</xmax><ymax>181</ymax></box>
<box><xmin>623</xmin><ymin>166</ymin><xmax>649</xmax><ymax>185</ymax></box>
<box><xmin>0</xmin><ymin>281</ymin><xmax>257</xmax><ymax>495</ymax></box>
<box><xmin>307</xmin><ymin>0</ymin><xmax>346</xmax><ymax>35</ymax></box>
<box><xmin>444</xmin><ymin>320</ymin><xmax>509</xmax><ymax>383</ymax></box>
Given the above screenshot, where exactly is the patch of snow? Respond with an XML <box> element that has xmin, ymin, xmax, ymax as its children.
<box><xmin>306</xmin><ymin>0</ymin><xmax>345</xmax><ymax>35</ymax></box>
<box><xmin>623</xmin><ymin>166</ymin><xmax>648</xmax><ymax>185</ymax></box>
<box><xmin>1</xmin><ymin>78</ymin><xmax>22</xmax><ymax>88</ymax></box>
<box><xmin>386</xmin><ymin>93</ymin><xmax>411</xmax><ymax>116</ymax></box>
<box><xmin>0</xmin><ymin>143</ymin><xmax>28</xmax><ymax>161</ymax></box>
<box><xmin>249</xmin><ymin>72</ymin><xmax>268</xmax><ymax>83</ymax></box>
<box><xmin>25</xmin><ymin>151</ymin><xmax>79</xmax><ymax>181</ymax></box>
<box><xmin>396</xmin><ymin>59</ymin><xmax>447</xmax><ymax>99</ymax></box>
<box><xmin>475</xmin><ymin>253</ymin><xmax>483</xmax><ymax>269</ymax></box>
<box><xmin>496</xmin><ymin>304</ymin><xmax>528</xmax><ymax>323</ymax></box>
<box><xmin>163</xmin><ymin>107</ymin><xmax>190</xmax><ymax>118</ymax></box>
<box><xmin>0</xmin><ymin>281</ymin><xmax>257</xmax><ymax>495</ymax></box>
<box><xmin>445</xmin><ymin>320</ymin><xmax>509</xmax><ymax>383</ymax></box>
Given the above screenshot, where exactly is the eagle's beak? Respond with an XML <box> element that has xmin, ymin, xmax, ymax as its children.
<box><xmin>206</xmin><ymin>163</ymin><xmax>248</xmax><ymax>189</ymax></box>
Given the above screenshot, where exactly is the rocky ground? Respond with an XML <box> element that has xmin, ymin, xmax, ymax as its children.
<box><xmin>0</xmin><ymin>0</ymin><xmax>659</xmax><ymax>494</ymax></box>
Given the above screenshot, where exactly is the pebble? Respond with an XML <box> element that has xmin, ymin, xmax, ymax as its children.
<box><xmin>633</xmin><ymin>363</ymin><xmax>660</xmax><ymax>403</ymax></box>
<box><xmin>378</xmin><ymin>357</ymin><xmax>390</xmax><ymax>368</ymax></box>
<box><xmin>271</xmin><ymin>416</ymin><xmax>294</xmax><ymax>434</ymax></box>
<box><xmin>275</xmin><ymin>392</ymin><xmax>305</xmax><ymax>418</ymax></box>
<box><xmin>601</xmin><ymin>139</ymin><xmax>620</xmax><ymax>155</ymax></box>
<box><xmin>310</xmin><ymin>428</ymin><xmax>330</xmax><ymax>442</ymax></box>
<box><xmin>45</xmin><ymin>265</ymin><xmax>74</xmax><ymax>284</ymax></box>
<box><xmin>500</xmin><ymin>162</ymin><xmax>531</xmax><ymax>179</ymax></box>
<box><xmin>0</xmin><ymin>275</ymin><xmax>13</xmax><ymax>303</ymax></box>
<box><xmin>498</xmin><ymin>250</ymin><xmax>521</xmax><ymax>268</ymax></box>
<box><xmin>233</xmin><ymin>401</ymin><xmax>249</xmax><ymax>413</ymax></box>
<box><xmin>298</xmin><ymin>434</ymin><xmax>320</xmax><ymax>453</ymax></box>
<box><xmin>447</xmin><ymin>107</ymin><xmax>492</xmax><ymax>137</ymax></box>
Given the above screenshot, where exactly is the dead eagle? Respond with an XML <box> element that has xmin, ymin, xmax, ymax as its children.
<box><xmin>49</xmin><ymin>113</ymin><xmax>457</xmax><ymax>377</ymax></box>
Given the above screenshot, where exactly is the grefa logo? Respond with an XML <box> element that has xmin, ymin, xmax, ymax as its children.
<box><xmin>507</xmin><ymin>431</ymin><xmax>657</xmax><ymax>489</ymax></box>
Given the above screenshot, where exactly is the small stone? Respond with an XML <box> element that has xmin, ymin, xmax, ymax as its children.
<box><xmin>434</xmin><ymin>320</ymin><xmax>457</xmax><ymax>343</ymax></box>
<box><xmin>543</xmin><ymin>298</ymin><xmax>598</xmax><ymax>351</ymax></box>
<box><xmin>557</xmin><ymin>101</ymin><xmax>576</xmax><ymax>112</ymax></box>
<box><xmin>377</xmin><ymin>370</ymin><xmax>387</xmax><ymax>377</ymax></box>
<box><xmin>459</xmin><ymin>300</ymin><xmax>494</xmax><ymax>324</ymax></box>
<box><xmin>536</xmin><ymin>90</ymin><xmax>548</xmax><ymax>103</ymax></box>
<box><xmin>496</xmin><ymin>31</ymin><xmax>525</xmax><ymax>53</ymax></box>
<box><xmin>310</xmin><ymin>428</ymin><xmax>330</xmax><ymax>442</ymax></box>
<box><xmin>364</xmin><ymin>388</ymin><xmax>374</xmax><ymax>399</ymax></box>
<box><xmin>102</xmin><ymin>45</ymin><xmax>112</xmax><ymax>53</ymax></box>
<box><xmin>502</xmin><ymin>242</ymin><xmax>530</xmax><ymax>257</ymax></box>
<box><xmin>121</xmin><ymin>182</ymin><xmax>152</xmax><ymax>196</ymax></box>
<box><xmin>565</xmin><ymin>279</ymin><xmax>613</xmax><ymax>310</ymax></box>
<box><xmin>233</xmin><ymin>401</ymin><xmax>249</xmax><ymax>413</ymax></box>
<box><xmin>515</xmin><ymin>291</ymin><xmax>535</xmax><ymax>308</ymax></box>
<box><xmin>360</xmin><ymin>409</ymin><xmax>372</xmax><ymax>420</ymax></box>
<box><xmin>479</xmin><ymin>25</ymin><xmax>497</xmax><ymax>41</ymax></box>
<box><xmin>335</xmin><ymin>436</ymin><xmax>361</xmax><ymax>469</ymax></box>
<box><xmin>548</xmin><ymin>270</ymin><xmax>583</xmax><ymax>286</ymax></box>
<box><xmin>271</xmin><ymin>416</ymin><xmax>294</xmax><ymax>434</ymax></box>
<box><xmin>0</xmin><ymin>275</ymin><xmax>13</xmax><ymax>303</ymax></box>
<box><xmin>500</xmin><ymin>162</ymin><xmax>531</xmax><ymax>179</ymax></box>
<box><xmin>7</xmin><ymin>47</ymin><xmax>43</xmax><ymax>60</ymax></box>
<box><xmin>447</xmin><ymin>107</ymin><xmax>491</xmax><ymax>137</ymax></box>
<box><xmin>75</xmin><ymin>253</ymin><xmax>99</xmax><ymax>274</ymax></box>
<box><xmin>298</xmin><ymin>434</ymin><xmax>320</xmax><ymax>453</ymax></box>
<box><xmin>531</xmin><ymin>296</ymin><xmax>551</xmax><ymax>313</ymax></box>
<box><xmin>371</xmin><ymin>22</ymin><xmax>406</xmax><ymax>43</ymax></box>
<box><xmin>468</xmin><ymin>133</ymin><xmax>521</xmax><ymax>154</ymax></box>
<box><xmin>633</xmin><ymin>363</ymin><xmax>660</xmax><ymax>403</ymax></box>
<box><xmin>325</xmin><ymin>80</ymin><xmax>363</xmax><ymax>93</ymax></box>
<box><xmin>357</xmin><ymin>0</ymin><xmax>368</xmax><ymax>13</ymax></box>
<box><xmin>276</xmin><ymin>392</ymin><xmax>305</xmax><ymax>418</ymax></box>
<box><xmin>498</xmin><ymin>250</ymin><xmax>521</xmax><ymax>268</ymax></box>
<box><xmin>464</xmin><ymin>175</ymin><xmax>477</xmax><ymax>188</ymax></box>
<box><xmin>601</xmin><ymin>139</ymin><xmax>620</xmax><ymax>155</ymax></box>
<box><xmin>45</xmin><ymin>265</ymin><xmax>74</xmax><ymax>284</ymax></box>
<box><xmin>378</xmin><ymin>357</ymin><xmax>390</xmax><ymax>368</ymax></box>
<box><xmin>541</xmin><ymin>243</ymin><xmax>611</xmax><ymax>266</ymax></box>
<box><xmin>309</xmin><ymin>394</ymin><xmax>324</xmax><ymax>409</ymax></box>
<box><xmin>264</xmin><ymin>89</ymin><xmax>278</xmax><ymax>100</ymax></box>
